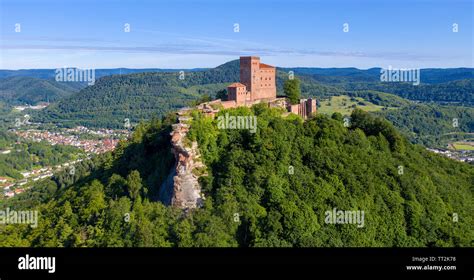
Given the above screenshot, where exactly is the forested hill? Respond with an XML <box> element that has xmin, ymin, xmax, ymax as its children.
<box><xmin>1</xmin><ymin>107</ymin><xmax>472</xmax><ymax>247</ymax></box>
<box><xmin>283</xmin><ymin>67</ymin><xmax>473</xmax><ymax>84</ymax></box>
<box><xmin>33</xmin><ymin>60</ymin><xmax>240</xmax><ymax>128</ymax></box>
<box><xmin>337</xmin><ymin>79</ymin><xmax>474</xmax><ymax>105</ymax></box>
<box><xmin>30</xmin><ymin>61</ymin><xmax>473</xmax><ymax>128</ymax></box>
<box><xmin>0</xmin><ymin>68</ymin><xmax>206</xmax><ymax>80</ymax></box>
<box><xmin>33</xmin><ymin>60</ymin><xmax>340</xmax><ymax>128</ymax></box>
<box><xmin>375</xmin><ymin>104</ymin><xmax>474</xmax><ymax>147</ymax></box>
<box><xmin>0</xmin><ymin>76</ymin><xmax>82</xmax><ymax>105</ymax></box>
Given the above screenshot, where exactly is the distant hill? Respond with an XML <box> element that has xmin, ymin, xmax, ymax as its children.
<box><xmin>7</xmin><ymin>61</ymin><xmax>471</xmax><ymax>128</ymax></box>
<box><xmin>376</xmin><ymin>104</ymin><xmax>474</xmax><ymax>148</ymax></box>
<box><xmin>34</xmin><ymin>60</ymin><xmax>340</xmax><ymax>128</ymax></box>
<box><xmin>338</xmin><ymin>79</ymin><xmax>474</xmax><ymax>105</ymax></box>
<box><xmin>0</xmin><ymin>68</ymin><xmax>207</xmax><ymax>80</ymax></box>
<box><xmin>282</xmin><ymin>67</ymin><xmax>473</xmax><ymax>84</ymax></box>
<box><xmin>0</xmin><ymin>76</ymin><xmax>82</xmax><ymax>105</ymax></box>
<box><xmin>281</xmin><ymin>68</ymin><xmax>473</xmax><ymax>105</ymax></box>
<box><xmin>3</xmin><ymin>66</ymin><xmax>471</xmax><ymax>83</ymax></box>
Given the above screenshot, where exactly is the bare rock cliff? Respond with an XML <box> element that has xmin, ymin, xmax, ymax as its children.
<box><xmin>165</xmin><ymin>108</ymin><xmax>206</xmax><ymax>209</ymax></box>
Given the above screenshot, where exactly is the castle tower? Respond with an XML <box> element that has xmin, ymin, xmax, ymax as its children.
<box><xmin>240</xmin><ymin>56</ymin><xmax>261</xmax><ymax>98</ymax></box>
<box><xmin>226</xmin><ymin>56</ymin><xmax>276</xmax><ymax>105</ymax></box>
<box><xmin>239</xmin><ymin>56</ymin><xmax>276</xmax><ymax>101</ymax></box>
<box><xmin>227</xmin><ymin>82</ymin><xmax>247</xmax><ymax>105</ymax></box>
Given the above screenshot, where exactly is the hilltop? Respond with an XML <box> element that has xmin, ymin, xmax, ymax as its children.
<box><xmin>0</xmin><ymin>107</ymin><xmax>472</xmax><ymax>247</ymax></box>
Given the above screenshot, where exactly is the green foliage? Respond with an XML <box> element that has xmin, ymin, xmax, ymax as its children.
<box><xmin>125</xmin><ymin>170</ymin><xmax>143</xmax><ymax>200</ymax></box>
<box><xmin>376</xmin><ymin>104</ymin><xmax>474</xmax><ymax>147</ymax></box>
<box><xmin>339</xmin><ymin>79</ymin><xmax>474</xmax><ymax>106</ymax></box>
<box><xmin>215</xmin><ymin>89</ymin><xmax>227</xmax><ymax>101</ymax></box>
<box><xmin>33</xmin><ymin>61</ymin><xmax>242</xmax><ymax>128</ymax></box>
<box><xmin>189</xmin><ymin>94</ymin><xmax>212</xmax><ymax>107</ymax></box>
<box><xmin>347</xmin><ymin>90</ymin><xmax>411</xmax><ymax>108</ymax></box>
<box><xmin>1</xmin><ymin>106</ymin><xmax>472</xmax><ymax>248</ymax></box>
<box><xmin>0</xmin><ymin>76</ymin><xmax>81</xmax><ymax>105</ymax></box>
<box><xmin>284</xmin><ymin>78</ymin><xmax>301</xmax><ymax>105</ymax></box>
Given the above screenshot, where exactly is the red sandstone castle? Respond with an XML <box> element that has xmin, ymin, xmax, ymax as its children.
<box><xmin>200</xmin><ymin>56</ymin><xmax>316</xmax><ymax>119</ymax></box>
<box><xmin>228</xmin><ymin>56</ymin><xmax>277</xmax><ymax>104</ymax></box>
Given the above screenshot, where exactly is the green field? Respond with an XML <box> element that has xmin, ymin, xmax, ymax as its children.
<box><xmin>318</xmin><ymin>95</ymin><xmax>386</xmax><ymax>116</ymax></box>
<box><xmin>451</xmin><ymin>142</ymin><xmax>474</xmax><ymax>150</ymax></box>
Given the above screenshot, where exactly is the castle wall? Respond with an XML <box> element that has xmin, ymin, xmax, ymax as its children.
<box><xmin>287</xmin><ymin>98</ymin><xmax>317</xmax><ymax>119</ymax></box>
<box><xmin>221</xmin><ymin>100</ymin><xmax>237</xmax><ymax>109</ymax></box>
<box><xmin>306</xmin><ymin>98</ymin><xmax>317</xmax><ymax>117</ymax></box>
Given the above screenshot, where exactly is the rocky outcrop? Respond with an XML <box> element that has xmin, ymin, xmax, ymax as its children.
<box><xmin>164</xmin><ymin>108</ymin><xmax>206</xmax><ymax>209</ymax></box>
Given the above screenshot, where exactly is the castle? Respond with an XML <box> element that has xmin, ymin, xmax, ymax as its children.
<box><xmin>210</xmin><ymin>56</ymin><xmax>316</xmax><ymax>119</ymax></box>
<box><xmin>227</xmin><ymin>56</ymin><xmax>277</xmax><ymax>104</ymax></box>
<box><xmin>165</xmin><ymin>57</ymin><xmax>317</xmax><ymax>209</ymax></box>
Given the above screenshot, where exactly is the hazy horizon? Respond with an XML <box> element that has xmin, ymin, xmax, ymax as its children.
<box><xmin>1</xmin><ymin>65</ymin><xmax>473</xmax><ymax>71</ymax></box>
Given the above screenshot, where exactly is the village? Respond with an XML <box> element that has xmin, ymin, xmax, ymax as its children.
<box><xmin>426</xmin><ymin>147</ymin><xmax>474</xmax><ymax>163</ymax></box>
<box><xmin>13</xmin><ymin>126</ymin><xmax>124</xmax><ymax>154</ymax></box>
<box><xmin>0</xmin><ymin>125</ymin><xmax>130</xmax><ymax>199</ymax></box>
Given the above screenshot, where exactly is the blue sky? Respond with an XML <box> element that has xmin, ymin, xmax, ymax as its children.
<box><xmin>0</xmin><ymin>0</ymin><xmax>472</xmax><ymax>69</ymax></box>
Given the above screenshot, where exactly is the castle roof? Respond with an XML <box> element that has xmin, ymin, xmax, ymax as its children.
<box><xmin>259</xmin><ymin>63</ymin><xmax>275</xmax><ymax>69</ymax></box>
<box><xmin>228</xmin><ymin>82</ymin><xmax>246</xmax><ymax>88</ymax></box>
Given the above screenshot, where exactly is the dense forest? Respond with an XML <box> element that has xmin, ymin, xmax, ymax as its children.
<box><xmin>275</xmin><ymin>67</ymin><xmax>473</xmax><ymax>84</ymax></box>
<box><xmin>32</xmin><ymin>61</ymin><xmax>243</xmax><ymax>128</ymax></box>
<box><xmin>339</xmin><ymin>79</ymin><xmax>474</xmax><ymax>106</ymax></box>
<box><xmin>1</xmin><ymin>107</ymin><xmax>472</xmax><ymax>247</ymax></box>
<box><xmin>0</xmin><ymin>76</ymin><xmax>82</xmax><ymax>105</ymax></box>
<box><xmin>376</xmin><ymin>104</ymin><xmax>474</xmax><ymax>147</ymax></box>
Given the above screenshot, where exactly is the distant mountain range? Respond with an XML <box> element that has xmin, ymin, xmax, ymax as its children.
<box><xmin>0</xmin><ymin>68</ymin><xmax>207</xmax><ymax>80</ymax></box>
<box><xmin>2</xmin><ymin>66</ymin><xmax>472</xmax><ymax>83</ymax></box>
<box><xmin>31</xmin><ymin>60</ymin><xmax>343</xmax><ymax>128</ymax></box>
<box><xmin>280</xmin><ymin>67</ymin><xmax>473</xmax><ymax>84</ymax></box>
<box><xmin>1</xmin><ymin>62</ymin><xmax>472</xmax><ymax>129</ymax></box>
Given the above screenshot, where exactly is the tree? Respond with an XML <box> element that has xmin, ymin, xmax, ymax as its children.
<box><xmin>216</xmin><ymin>89</ymin><xmax>227</xmax><ymax>101</ymax></box>
<box><xmin>284</xmin><ymin>78</ymin><xmax>301</xmax><ymax>105</ymax></box>
<box><xmin>126</xmin><ymin>170</ymin><xmax>143</xmax><ymax>200</ymax></box>
<box><xmin>2</xmin><ymin>104</ymin><xmax>473</xmax><ymax>248</ymax></box>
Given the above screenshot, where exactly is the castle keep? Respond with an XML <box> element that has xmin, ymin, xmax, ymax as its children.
<box><xmin>227</xmin><ymin>56</ymin><xmax>277</xmax><ymax>104</ymax></box>
<box><xmin>220</xmin><ymin>56</ymin><xmax>316</xmax><ymax>119</ymax></box>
